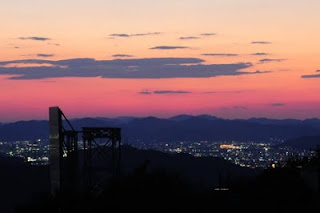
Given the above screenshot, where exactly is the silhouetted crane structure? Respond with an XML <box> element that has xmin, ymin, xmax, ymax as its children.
<box><xmin>49</xmin><ymin>107</ymin><xmax>121</xmax><ymax>196</ymax></box>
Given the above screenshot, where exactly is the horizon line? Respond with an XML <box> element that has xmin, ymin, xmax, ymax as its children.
<box><xmin>1</xmin><ymin>114</ymin><xmax>320</xmax><ymax>124</ymax></box>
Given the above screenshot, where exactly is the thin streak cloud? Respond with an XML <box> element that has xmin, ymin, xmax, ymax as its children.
<box><xmin>37</xmin><ymin>54</ymin><xmax>55</xmax><ymax>57</ymax></box>
<box><xmin>301</xmin><ymin>70</ymin><xmax>320</xmax><ymax>78</ymax></box>
<box><xmin>150</xmin><ymin>46</ymin><xmax>189</xmax><ymax>50</ymax></box>
<box><xmin>202</xmin><ymin>53</ymin><xmax>239</xmax><ymax>57</ymax></box>
<box><xmin>153</xmin><ymin>90</ymin><xmax>191</xmax><ymax>94</ymax></box>
<box><xmin>251</xmin><ymin>41</ymin><xmax>271</xmax><ymax>44</ymax></box>
<box><xmin>179</xmin><ymin>36</ymin><xmax>200</xmax><ymax>40</ymax></box>
<box><xmin>109</xmin><ymin>32</ymin><xmax>161</xmax><ymax>38</ymax></box>
<box><xmin>139</xmin><ymin>90</ymin><xmax>191</xmax><ymax>95</ymax></box>
<box><xmin>200</xmin><ymin>33</ymin><xmax>216</xmax><ymax>36</ymax></box>
<box><xmin>19</xmin><ymin>37</ymin><xmax>51</xmax><ymax>41</ymax></box>
<box><xmin>252</xmin><ymin>53</ymin><xmax>268</xmax><ymax>56</ymax></box>
<box><xmin>271</xmin><ymin>103</ymin><xmax>286</xmax><ymax>107</ymax></box>
<box><xmin>112</xmin><ymin>54</ymin><xmax>134</xmax><ymax>58</ymax></box>
<box><xmin>259</xmin><ymin>58</ymin><xmax>286</xmax><ymax>63</ymax></box>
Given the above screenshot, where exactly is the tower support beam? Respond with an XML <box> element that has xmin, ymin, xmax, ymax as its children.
<box><xmin>49</xmin><ymin>107</ymin><xmax>63</xmax><ymax>196</ymax></box>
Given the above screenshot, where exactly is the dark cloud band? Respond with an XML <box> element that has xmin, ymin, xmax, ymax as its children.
<box><xmin>0</xmin><ymin>57</ymin><xmax>269</xmax><ymax>80</ymax></box>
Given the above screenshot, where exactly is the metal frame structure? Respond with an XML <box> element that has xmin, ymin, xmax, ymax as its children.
<box><xmin>49</xmin><ymin>107</ymin><xmax>121</xmax><ymax>196</ymax></box>
<box><xmin>82</xmin><ymin>127</ymin><xmax>121</xmax><ymax>194</ymax></box>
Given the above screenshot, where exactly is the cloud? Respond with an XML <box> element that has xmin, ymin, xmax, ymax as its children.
<box><xmin>254</xmin><ymin>70</ymin><xmax>272</xmax><ymax>74</ymax></box>
<box><xmin>200</xmin><ymin>33</ymin><xmax>216</xmax><ymax>36</ymax></box>
<box><xmin>252</xmin><ymin>52</ymin><xmax>268</xmax><ymax>56</ymax></box>
<box><xmin>20</xmin><ymin>54</ymin><xmax>55</xmax><ymax>58</ymax></box>
<box><xmin>112</xmin><ymin>54</ymin><xmax>134</xmax><ymax>58</ymax></box>
<box><xmin>139</xmin><ymin>90</ymin><xmax>191</xmax><ymax>95</ymax></box>
<box><xmin>202</xmin><ymin>53</ymin><xmax>239</xmax><ymax>57</ymax></box>
<box><xmin>259</xmin><ymin>58</ymin><xmax>286</xmax><ymax>63</ymax></box>
<box><xmin>131</xmin><ymin>32</ymin><xmax>161</xmax><ymax>36</ymax></box>
<box><xmin>251</xmin><ymin>41</ymin><xmax>271</xmax><ymax>44</ymax></box>
<box><xmin>19</xmin><ymin>37</ymin><xmax>51</xmax><ymax>41</ymax></box>
<box><xmin>221</xmin><ymin>106</ymin><xmax>248</xmax><ymax>111</ymax></box>
<box><xmin>109</xmin><ymin>32</ymin><xmax>161</xmax><ymax>38</ymax></box>
<box><xmin>301</xmin><ymin>70</ymin><xmax>320</xmax><ymax>78</ymax></box>
<box><xmin>150</xmin><ymin>46</ymin><xmax>189</xmax><ymax>50</ymax></box>
<box><xmin>109</xmin><ymin>34</ymin><xmax>130</xmax><ymax>37</ymax></box>
<box><xmin>47</xmin><ymin>43</ymin><xmax>60</xmax><ymax>46</ymax></box>
<box><xmin>139</xmin><ymin>90</ymin><xmax>152</xmax><ymax>95</ymax></box>
<box><xmin>233</xmin><ymin>106</ymin><xmax>248</xmax><ymax>110</ymax></box>
<box><xmin>153</xmin><ymin>90</ymin><xmax>191</xmax><ymax>94</ymax></box>
<box><xmin>37</xmin><ymin>54</ymin><xmax>55</xmax><ymax>57</ymax></box>
<box><xmin>270</xmin><ymin>103</ymin><xmax>286</xmax><ymax>107</ymax></box>
<box><xmin>203</xmin><ymin>90</ymin><xmax>244</xmax><ymax>94</ymax></box>
<box><xmin>0</xmin><ymin>57</ymin><xmax>270</xmax><ymax>80</ymax></box>
<box><xmin>179</xmin><ymin>36</ymin><xmax>199</xmax><ymax>40</ymax></box>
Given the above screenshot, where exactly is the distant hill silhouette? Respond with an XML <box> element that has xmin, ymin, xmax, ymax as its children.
<box><xmin>247</xmin><ymin>117</ymin><xmax>303</xmax><ymax>126</ymax></box>
<box><xmin>169</xmin><ymin>114</ymin><xmax>219</xmax><ymax>121</ymax></box>
<box><xmin>169</xmin><ymin>114</ymin><xmax>195</xmax><ymax>121</ymax></box>
<box><xmin>246</xmin><ymin>117</ymin><xmax>320</xmax><ymax>128</ymax></box>
<box><xmin>0</xmin><ymin>120</ymin><xmax>48</xmax><ymax>141</ymax></box>
<box><xmin>125</xmin><ymin>116</ymin><xmax>319</xmax><ymax>142</ymax></box>
<box><xmin>277</xmin><ymin>136</ymin><xmax>320</xmax><ymax>150</ymax></box>
<box><xmin>0</xmin><ymin>115</ymin><xmax>319</xmax><ymax>142</ymax></box>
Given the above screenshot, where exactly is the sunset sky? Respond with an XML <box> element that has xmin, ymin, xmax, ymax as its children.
<box><xmin>1</xmin><ymin>0</ymin><xmax>320</xmax><ymax>122</ymax></box>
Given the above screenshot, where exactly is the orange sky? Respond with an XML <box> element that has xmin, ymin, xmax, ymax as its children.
<box><xmin>0</xmin><ymin>0</ymin><xmax>320</xmax><ymax>121</ymax></box>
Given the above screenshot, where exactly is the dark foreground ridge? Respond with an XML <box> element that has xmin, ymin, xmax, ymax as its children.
<box><xmin>1</xmin><ymin>146</ymin><xmax>320</xmax><ymax>213</ymax></box>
